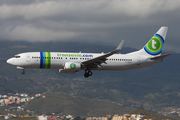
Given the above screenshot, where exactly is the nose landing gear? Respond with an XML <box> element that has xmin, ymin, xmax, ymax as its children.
<box><xmin>22</xmin><ymin>69</ymin><xmax>25</xmax><ymax>75</ymax></box>
<box><xmin>84</xmin><ymin>69</ymin><xmax>93</xmax><ymax>78</ymax></box>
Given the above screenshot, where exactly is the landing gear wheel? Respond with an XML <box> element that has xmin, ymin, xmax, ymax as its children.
<box><xmin>22</xmin><ymin>70</ymin><xmax>25</xmax><ymax>75</ymax></box>
<box><xmin>84</xmin><ymin>69</ymin><xmax>93</xmax><ymax>78</ymax></box>
<box><xmin>88</xmin><ymin>71</ymin><xmax>92</xmax><ymax>76</ymax></box>
<box><xmin>84</xmin><ymin>73</ymin><xmax>89</xmax><ymax>78</ymax></box>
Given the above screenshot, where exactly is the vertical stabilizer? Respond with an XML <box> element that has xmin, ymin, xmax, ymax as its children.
<box><xmin>143</xmin><ymin>26</ymin><xmax>168</xmax><ymax>56</ymax></box>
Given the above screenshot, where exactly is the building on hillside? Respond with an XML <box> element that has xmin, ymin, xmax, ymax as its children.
<box><xmin>112</xmin><ymin>115</ymin><xmax>123</xmax><ymax>120</ymax></box>
<box><xmin>3</xmin><ymin>95</ymin><xmax>8</xmax><ymax>98</ymax></box>
<box><xmin>4</xmin><ymin>114</ymin><xmax>13</xmax><ymax>120</ymax></box>
<box><xmin>20</xmin><ymin>93</ymin><xmax>28</xmax><ymax>97</ymax></box>
<box><xmin>112</xmin><ymin>115</ymin><xmax>130</xmax><ymax>120</ymax></box>
<box><xmin>106</xmin><ymin>115</ymin><xmax>111</xmax><ymax>118</ymax></box>
<box><xmin>60</xmin><ymin>115</ymin><xmax>65</xmax><ymax>119</ymax></box>
<box><xmin>42</xmin><ymin>95</ymin><xmax>46</xmax><ymax>98</ymax></box>
<box><xmin>16</xmin><ymin>99</ymin><xmax>21</xmax><ymax>104</ymax></box>
<box><xmin>21</xmin><ymin>98</ymin><xmax>30</xmax><ymax>102</ymax></box>
<box><xmin>66</xmin><ymin>115</ymin><xmax>73</xmax><ymax>119</ymax></box>
<box><xmin>47</xmin><ymin>116</ymin><xmax>56</xmax><ymax>120</ymax></box>
<box><xmin>4</xmin><ymin>99</ymin><xmax>9</xmax><ymax>103</ymax></box>
<box><xmin>0</xmin><ymin>99</ymin><xmax>5</xmax><ymax>104</ymax></box>
<box><xmin>86</xmin><ymin>117</ymin><xmax>92</xmax><ymax>120</ymax></box>
<box><xmin>24</xmin><ymin>114</ymin><xmax>30</xmax><ymax>117</ymax></box>
<box><xmin>86</xmin><ymin>117</ymin><xmax>108</xmax><ymax>120</ymax></box>
<box><xmin>4</xmin><ymin>115</ymin><xmax>12</xmax><ymax>119</ymax></box>
<box><xmin>35</xmin><ymin>94</ymin><xmax>41</xmax><ymax>97</ymax></box>
<box><xmin>102</xmin><ymin>117</ymin><xmax>108</xmax><ymax>120</ymax></box>
<box><xmin>38</xmin><ymin>115</ymin><xmax>47</xmax><ymax>120</ymax></box>
<box><xmin>123</xmin><ymin>114</ymin><xmax>130</xmax><ymax>118</ymax></box>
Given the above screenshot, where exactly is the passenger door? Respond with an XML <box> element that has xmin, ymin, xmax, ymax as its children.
<box><xmin>26</xmin><ymin>54</ymin><xmax>31</xmax><ymax>62</ymax></box>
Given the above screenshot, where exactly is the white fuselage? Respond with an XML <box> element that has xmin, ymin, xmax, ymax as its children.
<box><xmin>7</xmin><ymin>52</ymin><xmax>161</xmax><ymax>71</ymax></box>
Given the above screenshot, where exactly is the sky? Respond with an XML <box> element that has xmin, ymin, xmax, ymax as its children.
<box><xmin>0</xmin><ymin>0</ymin><xmax>180</xmax><ymax>53</ymax></box>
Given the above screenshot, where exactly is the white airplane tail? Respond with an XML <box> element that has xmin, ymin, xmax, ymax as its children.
<box><xmin>137</xmin><ymin>26</ymin><xmax>168</xmax><ymax>56</ymax></box>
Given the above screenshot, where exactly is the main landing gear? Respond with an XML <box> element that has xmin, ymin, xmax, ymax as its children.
<box><xmin>22</xmin><ymin>69</ymin><xmax>25</xmax><ymax>75</ymax></box>
<box><xmin>84</xmin><ymin>69</ymin><xmax>92</xmax><ymax>78</ymax></box>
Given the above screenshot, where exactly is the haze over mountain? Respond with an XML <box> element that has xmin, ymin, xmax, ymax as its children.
<box><xmin>1</xmin><ymin>40</ymin><xmax>179</xmax><ymax>112</ymax></box>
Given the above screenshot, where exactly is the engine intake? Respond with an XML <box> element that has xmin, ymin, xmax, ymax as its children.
<box><xmin>59</xmin><ymin>62</ymin><xmax>81</xmax><ymax>74</ymax></box>
<box><xmin>64</xmin><ymin>62</ymin><xmax>81</xmax><ymax>70</ymax></box>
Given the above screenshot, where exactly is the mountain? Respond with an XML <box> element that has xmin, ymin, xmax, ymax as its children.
<box><xmin>25</xmin><ymin>92</ymin><xmax>129</xmax><ymax>116</ymax></box>
<box><xmin>1</xmin><ymin>40</ymin><xmax>180</xmax><ymax>113</ymax></box>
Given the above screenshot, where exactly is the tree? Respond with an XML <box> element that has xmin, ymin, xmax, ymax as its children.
<box><xmin>74</xmin><ymin>116</ymin><xmax>82</xmax><ymax>120</ymax></box>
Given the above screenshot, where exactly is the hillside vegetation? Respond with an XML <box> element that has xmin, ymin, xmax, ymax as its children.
<box><xmin>129</xmin><ymin>108</ymin><xmax>178</xmax><ymax>120</ymax></box>
<box><xmin>25</xmin><ymin>92</ymin><xmax>129</xmax><ymax>116</ymax></box>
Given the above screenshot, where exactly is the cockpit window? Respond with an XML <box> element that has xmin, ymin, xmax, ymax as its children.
<box><xmin>15</xmin><ymin>56</ymin><xmax>20</xmax><ymax>58</ymax></box>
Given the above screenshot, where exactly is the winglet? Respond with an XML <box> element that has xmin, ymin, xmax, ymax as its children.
<box><xmin>115</xmin><ymin>40</ymin><xmax>124</xmax><ymax>52</ymax></box>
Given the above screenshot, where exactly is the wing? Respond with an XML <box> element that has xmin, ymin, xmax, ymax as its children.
<box><xmin>82</xmin><ymin>40</ymin><xmax>124</xmax><ymax>69</ymax></box>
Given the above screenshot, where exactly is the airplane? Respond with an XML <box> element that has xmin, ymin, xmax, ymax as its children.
<box><xmin>6</xmin><ymin>26</ymin><xmax>172</xmax><ymax>78</ymax></box>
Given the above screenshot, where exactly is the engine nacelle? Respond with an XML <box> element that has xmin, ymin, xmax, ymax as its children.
<box><xmin>64</xmin><ymin>62</ymin><xmax>81</xmax><ymax>70</ymax></box>
<box><xmin>59</xmin><ymin>62</ymin><xmax>81</xmax><ymax>74</ymax></box>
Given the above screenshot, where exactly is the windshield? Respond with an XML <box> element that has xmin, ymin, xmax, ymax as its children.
<box><xmin>15</xmin><ymin>56</ymin><xmax>20</xmax><ymax>58</ymax></box>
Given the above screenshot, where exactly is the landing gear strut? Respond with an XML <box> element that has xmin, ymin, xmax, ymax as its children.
<box><xmin>84</xmin><ymin>69</ymin><xmax>93</xmax><ymax>78</ymax></box>
<box><xmin>22</xmin><ymin>69</ymin><xmax>25</xmax><ymax>75</ymax></box>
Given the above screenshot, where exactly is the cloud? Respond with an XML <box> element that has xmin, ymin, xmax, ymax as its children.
<box><xmin>6</xmin><ymin>25</ymin><xmax>81</xmax><ymax>42</ymax></box>
<box><xmin>1</xmin><ymin>0</ymin><xmax>180</xmax><ymax>20</ymax></box>
<box><xmin>0</xmin><ymin>0</ymin><xmax>180</xmax><ymax>52</ymax></box>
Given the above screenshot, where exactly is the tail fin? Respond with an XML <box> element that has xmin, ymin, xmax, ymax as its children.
<box><xmin>143</xmin><ymin>26</ymin><xmax>168</xmax><ymax>56</ymax></box>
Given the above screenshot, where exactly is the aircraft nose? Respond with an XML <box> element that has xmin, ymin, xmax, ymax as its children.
<box><xmin>6</xmin><ymin>58</ymin><xmax>14</xmax><ymax>65</ymax></box>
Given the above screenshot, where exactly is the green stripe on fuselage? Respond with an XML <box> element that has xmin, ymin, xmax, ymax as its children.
<box><xmin>48</xmin><ymin>52</ymin><xmax>51</xmax><ymax>68</ymax></box>
<box><xmin>45</xmin><ymin>52</ymin><xmax>51</xmax><ymax>68</ymax></box>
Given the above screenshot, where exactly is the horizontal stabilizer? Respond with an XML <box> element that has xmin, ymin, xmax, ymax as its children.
<box><xmin>150</xmin><ymin>53</ymin><xmax>172</xmax><ymax>60</ymax></box>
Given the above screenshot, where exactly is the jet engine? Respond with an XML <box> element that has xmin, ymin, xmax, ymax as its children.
<box><xmin>59</xmin><ymin>62</ymin><xmax>81</xmax><ymax>74</ymax></box>
<box><xmin>64</xmin><ymin>62</ymin><xmax>81</xmax><ymax>70</ymax></box>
